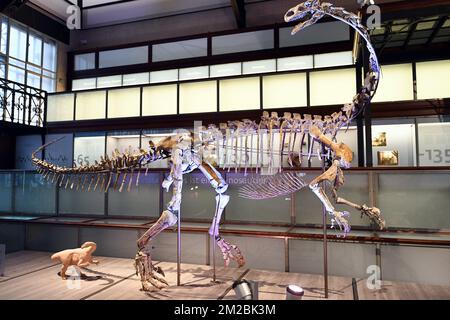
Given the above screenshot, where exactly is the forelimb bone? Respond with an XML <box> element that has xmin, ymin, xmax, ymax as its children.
<box><xmin>198</xmin><ymin>161</ymin><xmax>245</xmax><ymax>267</ymax></box>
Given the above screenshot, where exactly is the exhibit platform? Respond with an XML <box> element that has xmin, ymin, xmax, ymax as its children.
<box><xmin>1</xmin><ymin>251</ymin><xmax>449</xmax><ymax>300</ymax></box>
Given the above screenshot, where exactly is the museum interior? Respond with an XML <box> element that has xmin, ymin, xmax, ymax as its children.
<box><xmin>0</xmin><ymin>0</ymin><xmax>449</xmax><ymax>301</ymax></box>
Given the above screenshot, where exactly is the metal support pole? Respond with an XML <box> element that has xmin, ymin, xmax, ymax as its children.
<box><xmin>177</xmin><ymin>210</ymin><xmax>181</xmax><ymax>286</ymax></box>
<box><xmin>211</xmin><ymin>234</ymin><xmax>217</xmax><ymax>283</ymax></box>
<box><xmin>321</xmin><ymin>146</ymin><xmax>329</xmax><ymax>299</ymax></box>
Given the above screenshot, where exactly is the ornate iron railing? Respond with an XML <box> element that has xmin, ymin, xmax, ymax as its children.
<box><xmin>0</xmin><ymin>77</ymin><xmax>46</xmax><ymax>127</ymax></box>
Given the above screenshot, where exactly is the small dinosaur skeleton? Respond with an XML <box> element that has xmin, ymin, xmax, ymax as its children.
<box><xmin>32</xmin><ymin>1</ymin><xmax>385</xmax><ymax>291</ymax></box>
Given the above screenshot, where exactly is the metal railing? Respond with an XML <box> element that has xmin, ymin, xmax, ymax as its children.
<box><xmin>0</xmin><ymin>78</ymin><xmax>46</xmax><ymax>127</ymax></box>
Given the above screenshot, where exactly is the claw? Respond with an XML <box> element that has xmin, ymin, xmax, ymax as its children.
<box><xmin>331</xmin><ymin>211</ymin><xmax>351</xmax><ymax>237</ymax></box>
<box><xmin>361</xmin><ymin>205</ymin><xmax>385</xmax><ymax>230</ymax></box>
<box><xmin>216</xmin><ymin>237</ymin><xmax>245</xmax><ymax>267</ymax></box>
<box><xmin>134</xmin><ymin>250</ymin><xmax>168</xmax><ymax>291</ymax></box>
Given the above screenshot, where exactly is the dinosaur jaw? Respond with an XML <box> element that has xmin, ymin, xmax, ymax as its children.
<box><xmin>284</xmin><ymin>3</ymin><xmax>315</xmax><ymax>35</ymax></box>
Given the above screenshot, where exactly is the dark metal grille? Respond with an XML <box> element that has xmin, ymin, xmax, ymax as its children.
<box><xmin>0</xmin><ymin>77</ymin><xmax>46</xmax><ymax>127</ymax></box>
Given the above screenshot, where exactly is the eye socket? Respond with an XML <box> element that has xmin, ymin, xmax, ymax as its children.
<box><xmin>286</xmin><ymin>10</ymin><xmax>295</xmax><ymax>17</ymax></box>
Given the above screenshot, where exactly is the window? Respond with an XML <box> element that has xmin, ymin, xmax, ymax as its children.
<box><xmin>212</xmin><ymin>30</ymin><xmax>274</xmax><ymax>55</ymax></box>
<box><xmin>75</xmin><ymin>53</ymin><xmax>95</xmax><ymax>71</ymax></box>
<box><xmin>152</xmin><ymin>38</ymin><xmax>207</xmax><ymax>62</ymax></box>
<box><xmin>179</xmin><ymin>80</ymin><xmax>217</xmax><ymax>114</ymax></box>
<box><xmin>416</xmin><ymin>60</ymin><xmax>450</xmax><ymax>99</ymax></box>
<box><xmin>310</xmin><ymin>68</ymin><xmax>356</xmax><ymax>106</ymax></box>
<box><xmin>9</xmin><ymin>24</ymin><xmax>27</xmax><ymax>60</ymax></box>
<box><xmin>0</xmin><ymin>16</ymin><xmax>7</xmax><ymax>54</ymax></box>
<box><xmin>72</xmin><ymin>78</ymin><xmax>96</xmax><ymax>91</ymax></box>
<box><xmin>1</xmin><ymin>17</ymin><xmax>57</xmax><ymax>93</ymax></box>
<box><xmin>28</xmin><ymin>33</ymin><xmax>42</xmax><ymax>65</ymax></box>
<box><xmin>99</xmin><ymin>46</ymin><xmax>148</xmax><ymax>68</ymax></box>
<box><xmin>220</xmin><ymin>77</ymin><xmax>260</xmax><ymax>111</ymax></box>
<box><xmin>263</xmin><ymin>73</ymin><xmax>307</xmax><ymax>109</ymax></box>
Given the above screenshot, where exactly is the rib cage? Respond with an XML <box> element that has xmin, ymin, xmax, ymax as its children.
<box><xmin>238</xmin><ymin>172</ymin><xmax>307</xmax><ymax>200</ymax></box>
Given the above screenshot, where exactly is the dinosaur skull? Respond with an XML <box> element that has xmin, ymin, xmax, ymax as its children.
<box><xmin>284</xmin><ymin>0</ymin><xmax>321</xmax><ymax>34</ymax></box>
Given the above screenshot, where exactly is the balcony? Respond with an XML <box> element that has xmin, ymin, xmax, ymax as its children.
<box><xmin>0</xmin><ymin>78</ymin><xmax>46</xmax><ymax>128</ymax></box>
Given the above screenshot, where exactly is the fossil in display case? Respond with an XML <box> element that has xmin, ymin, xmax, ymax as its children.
<box><xmin>373</xmin><ymin>132</ymin><xmax>387</xmax><ymax>147</ymax></box>
<box><xmin>378</xmin><ymin>150</ymin><xmax>399</xmax><ymax>166</ymax></box>
<box><xmin>32</xmin><ymin>1</ymin><xmax>385</xmax><ymax>291</ymax></box>
<box><xmin>51</xmin><ymin>242</ymin><xmax>99</xmax><ymax>280</ymax></box>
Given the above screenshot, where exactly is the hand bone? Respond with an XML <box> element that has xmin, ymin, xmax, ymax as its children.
<box><xmin>331</xmin><ymin>210</ymin><xmax>351</xmax><ymax>236</ymax></box>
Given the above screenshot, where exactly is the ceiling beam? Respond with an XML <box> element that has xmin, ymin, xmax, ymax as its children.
<box><xmin>426</xmin><ymin>16</ymin><xmax>448</xmax><ymax>46</ymax></box>
<box><xmin>231</xmin><ymin>0</ymin><xmax>246</xmax><ymax>28</ymax></box>
<box><xmin>402</xmin><ymin>21</ymin><xmax>418</xmax><ymax>50</ymax></box>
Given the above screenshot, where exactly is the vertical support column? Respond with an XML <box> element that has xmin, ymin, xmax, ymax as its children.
<box><xmin>177</xmin><ymin>209</ymin><xmax>181</xmax><ymax>286</ymax></box>
<box><xmin>211</xmin><ymin>233</ymin><xmax>217</xmax><ymax>283</ymax></box>
<box><xmin>321</xmin><ymin>146</ymin><xmax>328</xmax><ymax>299</ymax></box>
<box><xmin>356</xmin><ymin>59</ymin><xmax>365</xmax><ymax>167</ymax></box>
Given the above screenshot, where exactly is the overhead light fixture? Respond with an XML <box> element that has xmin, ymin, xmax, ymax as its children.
<box><xmin>232</xmin><ymin>279</ymin><xmax>259</xmax><ymax>300</ymax></box>
<box><xmin>286</xmin><ymin>284</ymin><xmax>304</xmax><ymax>300</ymax></box>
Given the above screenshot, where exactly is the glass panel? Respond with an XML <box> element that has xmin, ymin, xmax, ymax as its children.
<box><xmin>108</xmin><ymin>87</ymin><xmax>140</xmax><ymax>118</ymax></box>
<box><xmin>179</xmin><ymin>66</ymin><xmax>209</xmax><ymax>81</ymax></box>
<box><xmin>150</xmin><ymin>69</ymin><xmax>178</xmax><ymax>83</ymax></box>
<box><xmin>277</xmin><ymin>55</ymin><xmax>313</xmax><ymax>72</ymax></box>
<box><xmin>418</xmin><ymin>122</ymin><xmax>450</xmax><ymax>166</ymax></box>
<box><xmin>0</xmin><ymin>173</ymin><xmax>13</xmax><ymax>213</ymax></box>
<box><xmin>179</xmin><ymin>80</ymin><xmax>217</xmax><ymax>114</ymax></box>
<box><xmin>108</xmin><ymin>172</ymin><xmax>160</xmax><ymax>217</ymax></box>
<box><xmin>99</xmin><ymin>46</ymin><xmax>148</xmax><ymax>68</ymax></box>
<box><xmin>296</xmin><ymin>171</ymin><xmax>371</xmax><ymax>227</ymax></box>
<box><xmin>0</xmin><ymin>17</ymin><xmax>7</xmax><ymax>54</ymax></box>
<box><xmin>314</xmin><ymin>51</ymin><xmax>353</xmax><ymax>68</ymax></box>
<box><xmin>279</xmin><ymin>21</ymin><xmax>349</xmax><ymax>47</ymax></box>
<box><xmin>0</xmin><ymin>58</ymin><xmax>5</xmax><ymax>78</ymax></box>
<box><xmin>14</xmin><ymin>172</ymin><xmax>56</xmax><ymax>215</ymax></box>
<box><xmin>59</xmin><ymin>184</ymin><xmax>105</xmax><ymax>215</ymax></box>
<box><xmin>47</xmin><ymin>93</ymin><xmax>74</xmax><ymax>122</ymax></box>
<box><xmin>263</xmin><ymin>73</ymin><xmax>307</xmax><ymax>109</ymax></box>
<box><xmin>122</xmin><ymin>72</ymin><xmax>149</xmax><ymax>86</ymax></box>
<box><xmin>212</xmin><ymin>30</ymin><xmax>274</xmax><ymax>55</ymax></box>
<box><xmin>210</xmin><ymin>62</ymin><xmax>241</xmax><ymax>78</ymax></box>
<box><xmin>141</xmin><ymin>131</ymin><xmax>172</xmax><ymax>169</ymax></box>
<box><xmin>152</xmin><ymin>38</ymin><xmax>207</xmax><ymax>62</ymax></box>
<box><xmin>142</xmin><ymin>84</ymin><xmax>177</xmax><ymax>116</ymax></box>
<box><xmin>27</xmin><ymin>72</ymin><xmax>41</xmax><ymax>89</ymax></box>
<box><xmin>7</xmin><ymin>65</ymin><xmax>25</xmax><ymax>84</ymax></box>
<box><xmin>43</xmin><ymin>41</ymin><xmax>56</xmax><ymax>71</ymax></box>
<box><xmin>242</xmin><ymin>59</ymin><xmax>276</xmax><ymax>75</ymax></box>
<box><xmin>73</xmin><ymin>133</ymin><xmax>105</xmax><ymax>167</ymax></box>
<box><xmin>335</xmin><ymin>126</ymin><xmax>359</xmax><ymax>168</ymax></box>
<box><xmin>42</xmin><ymin>76</ymin><xmax>55</xmax><ymax>93</ymax></box>
<box><xmin>28</xmin><ymin>33</ymin><xmax>42</xmax><ymax>66</ymax></box>
<box><xmin>9</xmin><ymin>24</ymin><xmax>27</xmax><ymax>60</ymax></box>
<box><xmin>377</xmin><ymin>172</ymin><xmax>450</xmax><ymax>229</ymax></box>
<box><xmin>9</xmin><ymin>57</ymin><xmax>25</xmax><ymax>68</ymax></box>
<box><xmin>310</xmin><ymin>68</ymin><xmax>356</xmax><ymax>106</ymax></box>
<box><xmin>74</xmin><ymin>53</ymin><xmax>95</xmax><ymax>71</ymax></box>
<box><xmin>27</xmin><ymin>63</ymin><xmax>41</xmax><ymax>73</ymax></box>
<box><xmin>226</xmin><ymin>172</ymin><xmax>291</xmax><ymax>223</ymax></box>
<box><xmin>15</xmin><ymin>135</ymin><xmax>42</xmax><ymax>170</ymax></box>
<box><xmin>44</xmin><ymin>133</ymin><xmax>74</xmax><ymax>167</ymax></box>
<box><xmin>72</xmin><ymin>78</ymin><xmax>96</xmax><ymax>91</ymax></box>
<box><xmin>371</xmin><ymin>122</ymin><xmax>416</xmax><ymax>167</ymax></box>
<box><xmin>106</xmin><ymin>131</ymin><xmax>140</xmax><ymax>156</ymax></box>
<box><xmin>219</xmin><ymin>77</ymin><xmax>260</xmax><ymax>112</ymax></box>
<box><xmin>75</xmin><ymin>91</ymin><xmax>106</xmax><ymax>120</ymax></box>
<box><xmin>372</xmin><ymin>64</ymin><xmax>413</xmax><ymax>102</ymax></box>
<box><xmin>163</xmin><ymin>172</ymin><xmax>215</xmax><ymax>219</ymax></box>
<box><xmin>97</xmin><ymin>75</ymin><xmax>122</xmax><ymax>88</ymax></box>
<box><xmin>416</xmin><ymin>60</ymin><xmax>450</xmax><ymax>99</ymax></box>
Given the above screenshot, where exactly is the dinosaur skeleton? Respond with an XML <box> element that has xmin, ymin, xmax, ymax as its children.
<box><xmin>32</xmin><ymin>1</ymin><xmax>385</xmax><ymax>291</ymax></box>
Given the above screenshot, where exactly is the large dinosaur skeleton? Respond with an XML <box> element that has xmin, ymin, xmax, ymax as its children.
<box><xmin>32</xmin><ymin>1</ymin><xmax>385</xmax><ymax>291</ymax></box>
